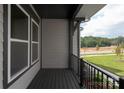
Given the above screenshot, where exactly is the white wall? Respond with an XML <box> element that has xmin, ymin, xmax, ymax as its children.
<box><xmin>0</xmin><ymin>4</ymin><xmax>3</xmax><ymax>89</ymax></box>
<box><xmin>42</xmin><ymin>19</ymin><xmax>69</xmax><ymax>68</ymax></box>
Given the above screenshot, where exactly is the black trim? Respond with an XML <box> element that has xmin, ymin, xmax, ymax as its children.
<box><xmin>3</xmin><ymin>4</ymin><xmax>8</xmax><ymax>89</ymax></box>
<box><xmin>3</xmin><ymin>4</ymin><xmax>40</xmax><ymax>89</ymax></box>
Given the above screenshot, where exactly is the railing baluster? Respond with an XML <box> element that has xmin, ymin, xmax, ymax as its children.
<box><xmin>119</xmin><ymin>77</ymin><xmax>124</xmax><ymax>89</ymax></box>
<box><xmin>101</xmin><ymin>73</ymin><xmax>104</xmax><ymax>89</ymax></box>
<box><xmin>113</xmin><ymin>80</ymin><xmax>115</xmax><ymax>89</ymax></box>
<box><xmin>94</xmin><ymin>68</ymin><xmax>96</xmax><ymax>89</ymax></box>
<box><xmin>89</xmin><ymin>65</ymin><xmax>90</xmax><ymax>88</ymax></box>
<box><xmin>80</xmin><ymin>59</ymin><xmax>82</xmax><ymax>87</ymax></box>
<box><xmin>97</xmin><ymin>70</ymin><xmax>99</xmax><ymax>89</ymax></box>
<box><xmin>87</xmin><ymin>63</ymin><xmax>89</xmax><ymax>88</ymax></box>
<box><xmin>86</xmin><ymin>64</ymin><xmax>88</xmax><ymax>88</ymax></box>
<box><xmin>84</xmin><ymin>63</ymin><xmax>86</xmax><ymax>88</ymax></box>
<box><xmin>106</xmin><ymin>76</ymin><xmax>109</xmax><ymax>89</ymax></box>
<box><xmin>91</xmin><ymin>67</ymin><xmax>93</xmax><ymax>89</ymax></box>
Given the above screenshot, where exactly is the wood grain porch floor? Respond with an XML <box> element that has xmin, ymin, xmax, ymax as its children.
<box><xmin>27</xmin><ymin>69</ymin><xmax>80</xmax><ymax>89</ymax></box>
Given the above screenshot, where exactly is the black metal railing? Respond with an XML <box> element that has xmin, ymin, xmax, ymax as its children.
<box><xmin>71</xmin><ymin>54</ymin><xmax>124</xmax><ymax>89</ymax></box>
<box><xmin>80</xmin><ymin>59</ymin><xmax>124</xmax><ymax>89</ymax></box>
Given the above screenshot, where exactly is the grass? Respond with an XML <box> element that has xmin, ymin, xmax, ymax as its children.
<box><xmin>83</xmin><ymin>55</ymin><xmax>124</xmax><ymax>76</ymax></box>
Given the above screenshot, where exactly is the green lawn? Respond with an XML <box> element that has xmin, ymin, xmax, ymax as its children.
<box><xmin>83</xmin><ymin>55</ymin><xmax>124</xmax><ymax>76</ymax></box>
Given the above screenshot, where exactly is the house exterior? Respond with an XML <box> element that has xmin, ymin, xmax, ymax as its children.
<box><xmin>0</xmin><ymin>4</ymin><xmax>106</xmax><ymax>89</ymax></box>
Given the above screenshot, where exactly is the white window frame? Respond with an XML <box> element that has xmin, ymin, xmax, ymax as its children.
<box><xmin>8</xmin><ymin>4</ymin><xmax>30</xmax><ymax>83</ymax></box>
<box><xmin>31</xmin><ymin>18</ymin><xmax>39</xmax><ymax>65</ymax></box>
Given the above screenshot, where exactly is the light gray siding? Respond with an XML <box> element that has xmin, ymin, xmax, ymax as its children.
<box><xmin>0</xmin><ymin>5</ymin><xmax>41</xmax><ymax>89</ymax></box>
<box><xmin>0</xmin><ymin>4</ymin><xmax>3</xmax><ymax>89</ymax></box>
<box><xmin>7</xmin><ymin>5</ymin><xmax>41</xmax><ymax>89</ymax></box>
<box><xmin>42</xmin><ymin>19</ymin><xmax>69</xmax><ymax>68</ymax></box>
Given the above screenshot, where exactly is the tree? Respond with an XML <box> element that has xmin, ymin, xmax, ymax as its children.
<box><xmin>96</xmin><ymin>44</ymin><xmax>100</xmax><ymax>51</ymax></box>
<box><xmin>117</xmin><ymin>36</ymin><xmax>124</xmax><ymax>45</ymax></box>
<box><xmin>115</xmin><ymin>44</ymin><xmax>123</xmax><ymax>59</ymax></box>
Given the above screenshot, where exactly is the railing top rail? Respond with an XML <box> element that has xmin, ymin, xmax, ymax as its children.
<box><xmin>81</xmin><ymin>59</ymin><xmax>119</xmax><ymax>82</ymax></box>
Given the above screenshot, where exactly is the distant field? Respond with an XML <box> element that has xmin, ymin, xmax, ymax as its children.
<box><xmin>83</xmin><ymin>55</ymin><xmax>124</xmax><ymax>76</ymax></box>
<box><xmin>80</xmin><ymin>46</ymin><xmax>116</xmax><ymax>55</ymax></box>
<box><xmin>80</xmin><ymin>46</ymin><xmax>116</xmax><ymax>52</ymax></box>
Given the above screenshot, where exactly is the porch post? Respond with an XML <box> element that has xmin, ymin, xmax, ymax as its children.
<box><xmin>68</xmin><ymin>19</ymin><xmax>74</xmax><ymax>69</ymax></box>
<box><xmin>77</xmin><ymin>20</ymin><xmax>81</xmax><ymax>76</ymax></box>
<box><xmin>119</xmin><ymin>77</ymin><xmax>124</xmax><ymax>89</ymax></box>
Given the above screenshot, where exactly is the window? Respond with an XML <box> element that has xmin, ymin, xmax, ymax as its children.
<box><xmin>8</xmin><ymin>5</ymin><xmax>30</xmax><ymax>83</ymax></box>
<box><xmin>31</xmin><ymin>19</ymin><xmax>39</xmax><ymax>65</ymax></box>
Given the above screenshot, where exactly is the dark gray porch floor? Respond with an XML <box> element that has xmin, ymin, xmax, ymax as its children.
<box><xmin>27</xmin><ymin>69</ymin><xmax>80</xmax><ymax>89</ymax></box>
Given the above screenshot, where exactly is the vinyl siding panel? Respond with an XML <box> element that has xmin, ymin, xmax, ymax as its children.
<box><xmin>42</xmin><ymin>19</ymin><xmax>69</xmax><ymax>68</ymax></box>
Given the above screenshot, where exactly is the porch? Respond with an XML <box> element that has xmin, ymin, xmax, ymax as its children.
<box><xmin>28</xmin><ymin>69</ymin><xmax>80</xmax><ymax>89</ymax></box>
<box><xmin>1</xmin><ymin>4</ymin><xmax>111</xmax><ymax>89</ymax></box>
<box><xmin>27</xmin><ymin>55</ymin><xmax>124</xmax><ymax>89</ymax></box>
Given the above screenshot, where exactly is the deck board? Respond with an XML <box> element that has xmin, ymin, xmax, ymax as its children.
<box><xmin>27</xmin><ymin>69</ymin><xmax>80</xmax><ymax>89</ymax></box>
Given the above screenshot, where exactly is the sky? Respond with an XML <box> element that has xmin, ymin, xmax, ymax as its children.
<box><xmin>80</xmin><ymin>4</ymin><xmax>124</xmax><ymax>38</ymax></box>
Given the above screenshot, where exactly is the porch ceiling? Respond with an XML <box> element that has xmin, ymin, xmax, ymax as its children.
<box><xmin>33</xmin><ymin>4</ymin><xmax>79</xmax><ymax>19</ymax></box>
<box><xmin>76</xmin><ymin>4</ymin><xmax>106</xmax><ymax>20</ymax></box>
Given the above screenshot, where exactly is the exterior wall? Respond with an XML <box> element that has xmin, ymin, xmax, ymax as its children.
<box><xmin>42</xmin><ymin>19</ymin><xmax>69</xmax><ymax>68</ymax></box>
<box><xmin>7</xmin><ymin>5</ymin><xmax>41</xmax><ymax>89</ymax></box>
<box><xmin>0</xmin><ymin>5</ymin><xmax>41</xmax><ymax>89</ymax></box>
<box><xmin>0</xmin><ymin>4</ymin><xmax>3</xmax><ymax>89</ymax></box>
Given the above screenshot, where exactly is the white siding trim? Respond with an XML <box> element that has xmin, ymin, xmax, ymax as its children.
<box><xmin>32</xmin><ymin>41</ymin><xmax>39</xmax><ymax>44</ymax></box>
<box><xmin>8</xmin><ymin>4</ymin><xmax>11</xmax><ymax>83</ymax></box>
<box><xmin>11</xmin><ymin>39</ymin><xmax>28</xmax><ymax>43</ymax></box>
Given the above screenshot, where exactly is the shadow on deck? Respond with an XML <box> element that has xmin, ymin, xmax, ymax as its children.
<box><xmin>27</xmin><ymin>69</ymin><xmax>80</xmax><ymax>89</ymax></box>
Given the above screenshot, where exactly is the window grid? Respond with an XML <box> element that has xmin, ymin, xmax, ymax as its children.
<box><xmin>8</xmin><ymin>4</ymin><xmax>30</xmax><ymax>83</ymax></box>
<box><xmin>31</xmin><ymin>18</ymin><xmax>39</xmax><ymax>65</ymax></box>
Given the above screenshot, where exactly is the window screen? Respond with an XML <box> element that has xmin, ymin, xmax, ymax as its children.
<box><xmin>11</xmin><ymin>42</ymin><xmax>28</xmax><ymax>76</ymax></box>
<box><xmin>11</xmin><ymin>5</ymin><xmax>28</xmax><ymax>40</ymax></box>
<box><xmin>32</xmin><ymin>22</ymin><xmax>38</xmax><ymax>42</ymax></box>
<box><xmin>32</xmin><ymin>43</ymin><xmax>38</xmax><ymax>62</ymax></box>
